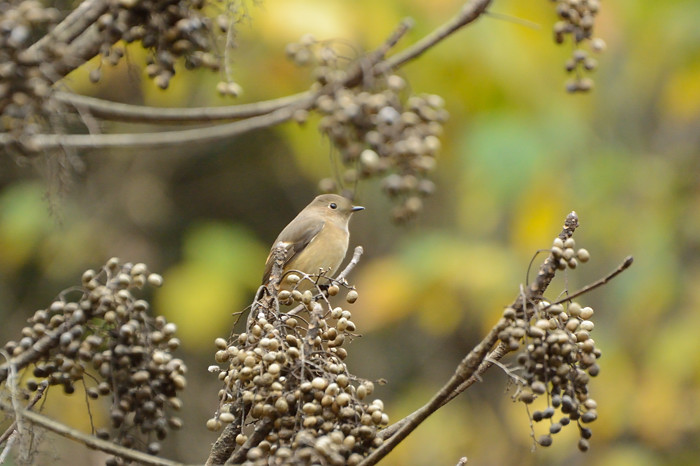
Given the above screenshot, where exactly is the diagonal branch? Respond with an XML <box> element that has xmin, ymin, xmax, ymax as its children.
<box><xmin>366</xmin><ymin>212</ymin><xmax>580</xmax><ymax>463</ymax></box>
<box><xmin>0</xmin><ymin>401</ymin><xmax>182</xmax><ymax>466</ymax></box>
<box><xmin>19</xmin><ymin>0</ymin><xmax>111</xmax><ymax>65</ymax></box>
<box><xmin>377</xmin><ymin>0</ymin><xmax>493</xmax><ymax>73</ymax></box>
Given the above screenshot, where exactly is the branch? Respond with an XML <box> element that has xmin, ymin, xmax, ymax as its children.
<box><xmin>1</xmin><ymin>18</ymin><xmax>413</xmax><ymax>150</ymax></box>
<box><xmin>335</xmin><ymin>246</ymin><xmax>364</xmax><ymax>283</ymax></box>
<box><xmin>0</xmin><ymin>381</ymin><xmax>48</xmax><ymax>445</ymax></box>
<box><xmin>53</xmin><ymin>91</ymin><xmax>312</xmax><ymax>124</ymax></box>
<box><xmin>51</xmin><ymin>16</ymin><xmax>414</xmax><ymax>125</ymax></box>
<box><xmin>0</xmin><ymin>318</ymin><xmax>75</xmax><ymax>384</ymax></box>
<box><xmin>361</xmin><ymin>318</ymin><xmax>510</xmax><ymax>465</ymax></box>
<box><xmin>226</xmin><ymin>419</ymin><xmax>273</xmax><ymax>464</ymax></box>
<box><xmin>0</xmin><ymin>401</ymin><xmax>182</xmax><ymax>466</ymax></box>
<box><xmin>0</xmin><ymin>99</ymin><xmax>313</xmax><ymax>150</ymax></box>
<box><xmin>0</xmin><ymin>2</ymin><xmax>491</xmax><ymax>150</ymax></box>
<box><xmin>377</xmin><ymin>0</ymin><xmax>493</xmax><ymax>73</ymax></box>
<box><xmin>548</xmin><ymin>255</ymin><xmax>634</xmax><ymax>305</ymax></box>
<box><xmin>204</xmin><ymin>402</ymin><xmax>245</xmax><ymax>466</ymax></box>
<box><xmin>19</xmin><ymin>0</ymin><xmax>110</xmax><ymax>65</ymax></box>
<box><xmin>367</xmin><ymin>212</ymin><xmax>581</xmax><ymax>462</ymax></box>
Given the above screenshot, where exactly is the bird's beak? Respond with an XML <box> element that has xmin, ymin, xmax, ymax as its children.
<box><xmin>352</xmin><ymin>205</ymin><xmax>365</xmax><ymax>212</ymax></box>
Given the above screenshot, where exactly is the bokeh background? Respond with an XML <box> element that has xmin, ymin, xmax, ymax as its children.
<box><xmin>1</xmin><ymin>0</ymin><xmax>700</xmax><ymax>464</ymax></box>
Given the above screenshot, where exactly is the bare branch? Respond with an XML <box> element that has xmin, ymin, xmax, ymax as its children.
<box><xmin>336</xmin><ymin>246</ymin><xmax>364</xmax><ymax>283</ymax></box>
<box><xmin>377</xmin><ymin>0</ymin><xmax>493</xmax><ymax>73</ymax></box>
<box><xmin>368</xmin><ymin>212</ymin><xmax>582</xmax><ymax>462</ymax></box>
<box><xmin>0</xmin><ymin>401</ymin><xmax>182</xmax><ymax>466</ymax></box>
<box><xmin>362</xmin><ymin>318</ymin><xmax>510</xmax><ymax>465</ymax></box>
<box><xmin>54</xmin><ymin>91</ymin><xmax>312</xmax><ymax>124</ymax></box>
<box><xmin>1</xmin><ymin>18</ymin><xmax>413</xmax><ymax>150</ymax></box>
<box><xmin>0</xmin><ymin>100</ymin><xmax>312</xmax><ymax>150</ymax></box>
<box><xmin>0</xmin><ymin>381</ymin><xmax>48</xmax><ymax>446</ymax></box>
<box><xmin>20</xmin><ymin>0</ymin><xmax>110</xmax><ymax>65</ymax></box>
<box><xmin>548</xmin><ymin>255</ymin><xmax>634</xmax><ymax>305</ymax></box>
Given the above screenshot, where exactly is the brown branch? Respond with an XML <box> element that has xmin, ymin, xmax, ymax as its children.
<box><xmin>377</xmin><ymin>0</ymin><xmax>493</xmax><ymax>73</ymax></box>
<box><xmin>361</xmin><ymin>318</ymin><xmax>510</xmax><ymax>465</ymax></box>
<box><xmin>335</xmin><ymin>246</ymin><xmax>364</xmax><ymax>283</ymax></box>
<box><xmin>19</xmin><ymin>0</ymin><xmax>111</xmax><ymax>65</ymax></box>
<box><xmin>0</xmin><ymin>319</ymin><xmax>76</xmax><ymax>384</ymax></box>
<box><xmin>0</xmin><ymin>401</ymin><xmax>182</xmax><ymax>466</ymax></box>
<box><xmin>51</xmin><ymin>17</ymin><xmax>414</xmax><ymax>125</ymax></box>
<box><xmin>52</xmin><ymin>25</ymin><xmax>113</xmax><ymax>77</ymax></box>
<box><xmin>53</xmin><ymin>91</ymin><xmax>313</xmax><ymax>124</ymax></box>
<box><xmin>1</xmin><ymin>0</ymin><xmax>491</xmax><ymax>148</ymax></box>
<box><xmin>0</xmin><ymin>99</ymin><xmax>312</xmax><ymax>150</ymax></box>
<box><xmin>548</xmin><ymin>255</ymin><xmax>634</xmax><ymax>305</ymax></box>
<box><xmin>204</xmin><ymin>403</ymin><xmax>245</xmax><ymax>466</ymax></box>
<box><xmin>369</xmin><ymin>212</ymin><xmax>581</xmax><ymax>462</ymax></box>
<box><xmin>226</xmin><ymin>419</ymin><xmax>274</xmax><ymax>464</ymax></box>
<box><xmin>1</xmin><ymin>19</ymin><xmax>413</xmax><ymax>150</ymax></box>
<box><xmin>0</xmin><ymin>381</ymin><xmax>48</xmax><ymax>445</ymax></box>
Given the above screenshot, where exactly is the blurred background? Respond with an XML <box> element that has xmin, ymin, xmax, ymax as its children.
<box><xmin>1</xmin><ymin>0</ymin><xmax>699</xmax><ymax>464</ymax></box>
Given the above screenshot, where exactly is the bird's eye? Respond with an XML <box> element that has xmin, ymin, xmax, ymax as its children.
<box><xmin>329</xmin><ymin>203</ymin><xmax>337</xmax><ymax>209</ymax></box>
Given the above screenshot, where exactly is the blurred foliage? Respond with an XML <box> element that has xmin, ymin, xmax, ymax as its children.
<box><xmin>2</xmin><ymin>0</ymin><xmax>700</xmax><ymax>464</ymax></box>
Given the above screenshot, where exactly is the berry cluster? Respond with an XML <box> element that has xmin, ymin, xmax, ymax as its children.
<box><xmin>550</xmin><ymin>0</ymin><xmax>606</xmax><ymax>93</ymax></box>
<box><xmin>499</xmin><ymin>237</ymin><xmax>599</xmax><ymax>451</ymax></box>
<box><xmin>210</xmin><ymin>274</ymin><xmax>388</xmax><ymax>465</ymax></box>
<box><xmin>92</xmin><ymin>0</ymin><xmax>225</xmax><ymax>90</ymax></box>
<box><xmin>287</xmin><ymin>35</ymin><xmax>447</xmax><ymax>222</ymax></box>
<box><xmin>0</xmin><ymin>0</ymin><xmax>233</xmax><ymax>138</ymax></box>
<box><xmin>2</xmin><ymin>259</ymin><xmax>185</xmax><ymax>465</ymax></box>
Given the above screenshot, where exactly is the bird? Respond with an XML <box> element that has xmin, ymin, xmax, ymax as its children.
<box><xmin>262</xmin><ymin>194</ymin><xmax>364</xmax><ymax>290</ymax></box>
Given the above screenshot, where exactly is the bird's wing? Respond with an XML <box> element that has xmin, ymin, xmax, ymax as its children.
<box><xmin>261</xmin><ymin>218</ymin><xmax>325</xmax><ymax>284</ymax></box>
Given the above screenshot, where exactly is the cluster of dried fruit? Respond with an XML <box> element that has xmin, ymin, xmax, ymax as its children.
<box><xmin>0</xmin><ymin>0</ymin><xmax>236</xmax><ymax>138</ymax></box>
<box><xmin>287</xmin><ymin>35</ymin><xmax>447</xmax><ymax>223</ymax></box>
<box><xmin>499</xmin><ymin>237</ymin><xmax>599</xmax><ymax>451</ymax></box>
<box><xmin>2</xmin><ymin>259</ymin><xmax>185</xmax><ymax>465</ymax></box>
<box><xmin>550</xmin><ymin>0</ymin><xmax>606</xmax><ymax>92</ymax></box>
<box><xmin>210</xmin><ymin>274</ymin><xmax>388</xmax><ymax>464</ymax></box>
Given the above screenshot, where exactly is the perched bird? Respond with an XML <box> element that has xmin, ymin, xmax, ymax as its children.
<box><xmin>262</xmin><ymin>194</ymin><xmax>364</xmax><ymax>289</ymax></box>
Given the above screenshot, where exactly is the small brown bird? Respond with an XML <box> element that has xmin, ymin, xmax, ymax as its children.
<box><xmin>262</xmin><ymin>194</ymin><xmax>364</xmax><ymax>288</ymax></box>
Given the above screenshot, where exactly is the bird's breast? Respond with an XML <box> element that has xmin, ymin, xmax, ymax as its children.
<box><xmin>287</xmin><ymin>222</ymin><xmax>349</xmax><ymax>276</ymax></box>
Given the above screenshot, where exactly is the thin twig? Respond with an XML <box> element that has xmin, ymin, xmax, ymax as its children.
<box><xmin>0</xmin><ymin>431</ymin><xmax>17</xmax><ymax>463</ymax></box>
<box><xmin>2</xmin><ymin>19</ymin><xmax>412</xmax><ymax>150</ymax></box>
<box><xmin>336</xmin><ymin>246</ymin><xmax>364</xmax><ymax>283</ymax></box>
<box><xmin>0</xmin><ymin>381</ymin><xmax>48</xmax><ymax>445</ymax></box>
<box><xmin>377</xmin><ymin>0</ymin><xmax>493</xmax><ymax>73</ymax></box>
<box><xmin>0</xmin><ymin>401</ymin><xmax>182</xmax><ymax>466</ymax></box>
<box><xmin>547</xmin><ymin>256</ymin><xmax>634</xmax><ymax>306</ymax></box>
